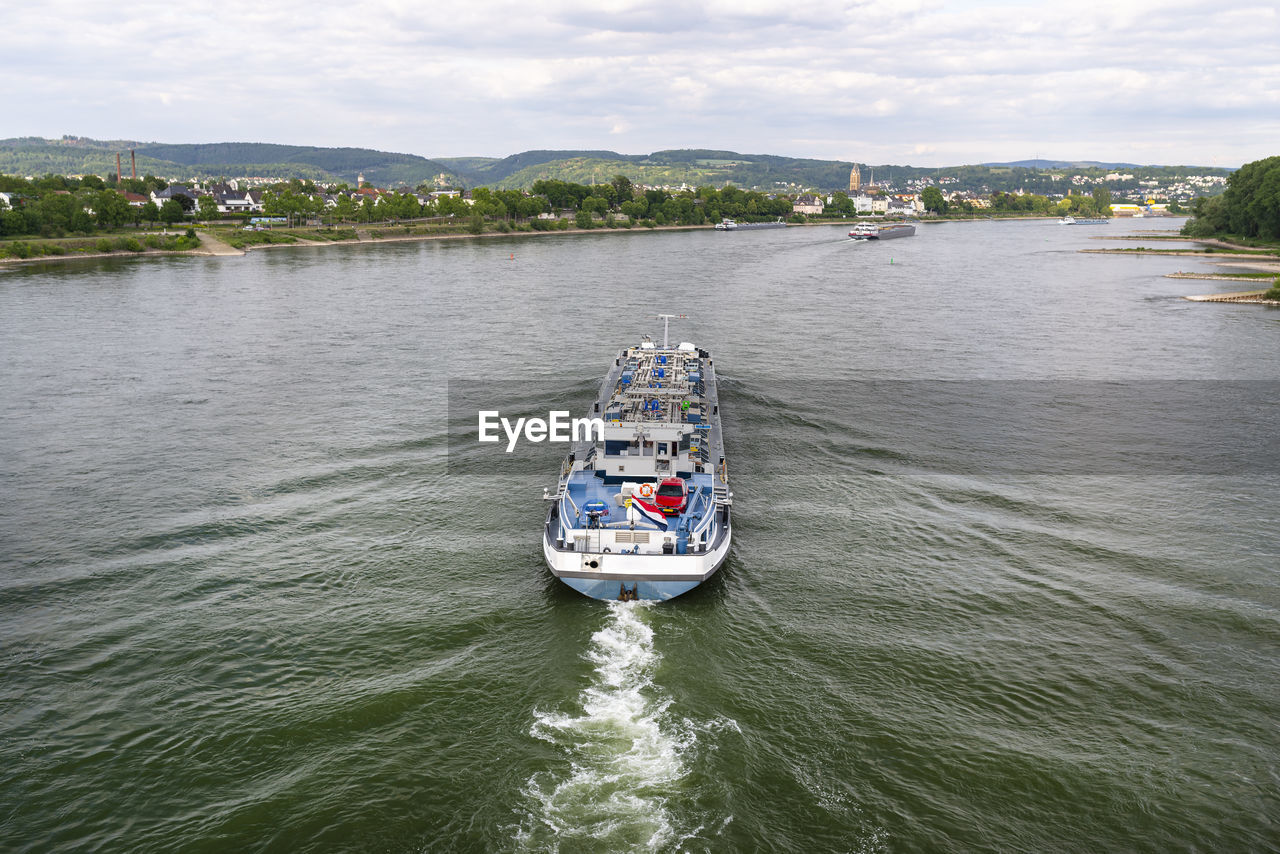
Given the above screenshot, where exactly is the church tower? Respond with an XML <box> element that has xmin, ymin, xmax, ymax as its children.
<box><xmin>849</xmin><ymin>165</ymin><xmax>861</xmax><ymax>193</ymax></box>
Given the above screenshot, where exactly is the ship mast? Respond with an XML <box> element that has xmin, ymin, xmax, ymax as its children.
<box><xmin>656</xmin><ymin>314</ymin><xmax>687</xmax><ymax>350</ymax></box>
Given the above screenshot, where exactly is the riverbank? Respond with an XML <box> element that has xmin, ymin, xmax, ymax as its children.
<box><xmin>1081</xmin><ymin>248</ymin><xmax>1280</xmax><ymax>259</ymax></box>
<box><xmin>1083</xmin><ymin>235</ymin><xmax>1280</xmax><ymax>274</ymax></box>
<box><xmin>1182</xmin><ymin>289</ymin><xmax>1280</xmax><ymax>305</ymax></box>
<box><xmin>1069</xmin><ymin>225</ymin><xmax>1280</xmax><ymax>304</ymax></box>
<box><xmin>1166</xmin><ymin>271</ymin><xmax>1280</xmax><ymax>282</ymax></box>
<box><xmin>0</xmin><ymin>229</ymin><xmax>207</xmax><ymax>265</ymax></box>
<box><xmin>0</xmin><ymin>221</ymin><xmax>734</xmax><ymax>266</ymax></box>
<box><xmin>0</xmin><ymin>213</ymin><xmax>1220</xmax><ymax>269</ymax></box>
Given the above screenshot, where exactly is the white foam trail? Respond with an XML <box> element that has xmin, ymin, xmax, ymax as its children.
<box><xmin>516</xmin><ymin>602</ymin><xmax>689</xmax><ymax>852</ymax></box>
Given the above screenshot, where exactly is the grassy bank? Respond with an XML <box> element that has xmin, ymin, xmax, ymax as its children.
<box><xmin>0</xmin><ymin>230</ymin><xmax>202</xmax><ymax>260</ymax></box>
<box><xmin>1084</xmin><ymin>245</ymin><xmax>1280</xmax><ymax>257</ymax></box>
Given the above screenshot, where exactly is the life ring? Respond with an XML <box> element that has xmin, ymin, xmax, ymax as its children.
<box><xmin>603</xmin><ymin>547</ymin><xmax>612</xmax><ymax>553</ymax></box>
<box><xmin>638</xmin><ymin>483</ymin><xmax>654</xmax><ymax>498</ymax></box>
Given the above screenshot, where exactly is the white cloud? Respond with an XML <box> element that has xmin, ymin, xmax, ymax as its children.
<box><xmin>4</xmin><ymin>0</ymin><xmax>1278</xmax><ymax>166</ymax></box>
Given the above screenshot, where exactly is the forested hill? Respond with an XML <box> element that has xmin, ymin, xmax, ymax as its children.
<box><xmin>450</xmin><ymin>150</ymin><xmax>1233</xmax><ymax>193</ymax></box>
<box><xmin>439</xmin><ymin>149</ymin><xmax>858</xmax><ymax>189</ymax></box>
<box><xmin>0</xmin><ymin>137</ymin><xmax>192</xmax><ymax>182</ymax></box>
<box><xmin>2</xmin><ymin>137</ymin><xmax>1232</xmax><ymax>195</ymax></box>
<box><xmin>0</xmin><ymin>137</ymin><xmax>457</xmax><ymax>186</ymax></box>
<box><xmin>135</xmin><ymin>142</ymin><xmax>454</xmax><ymax>187</ymax></box>
<box><xmin>437</xmin><ymin>150</ymin><xmax>639</xmax><ymax>183</ymax></box>
<box><xmin>4</xmin><ymin>138</ymin><xmax>867</xmax><ymax>189</ymax></box>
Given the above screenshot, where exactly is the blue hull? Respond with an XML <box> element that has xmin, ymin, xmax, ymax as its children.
<box><xmin>560</xmin><ymin>576</ymin><xmax>705</xmax><ymax>602</ymax></box>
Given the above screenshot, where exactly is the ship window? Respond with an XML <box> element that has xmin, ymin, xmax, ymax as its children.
<box><xmin>658</xmin><ymin>443</ymin><xmax>667</xmax><ymax>455</ymax></box>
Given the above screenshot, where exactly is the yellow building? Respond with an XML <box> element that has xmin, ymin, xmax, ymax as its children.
<box><xmin>849</xmin><ymin>166</ymin><xmax>861</xmax><ymax>193</ymax></box>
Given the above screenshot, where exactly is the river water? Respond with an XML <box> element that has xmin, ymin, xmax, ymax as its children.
<box><xmin>2</xmin><ymin>220</ymin><xmax>1279</xmax><ymax>852</ymax></box>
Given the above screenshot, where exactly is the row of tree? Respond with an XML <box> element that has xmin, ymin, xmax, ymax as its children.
<box><xmin>258</xmin><ymin>177</ymin><xmax>797</xmax><ymax>227</ymax></box>
<box><xmin>0</xmin><ymin>172</ymin><xmax>167</xmax><ymax>195</ymax></box>
<box><xmin>510</xmin><ymin>178</ymin><xmax>792</xmax><ymax>225</ymax></box>
<box><xmin>914</xmin><ymin>186</ymin><xmax>1116</xmax><ymax>217</ymax></box>
<box><xmin>1</xmin><ymin>191</ymin><xmax>188</xmax><ymax>239</ymax></box>
<box><xmin>1181</xmin><ymin>155</ymin><xmax>1280</xmax><ymax>240</ymax></box>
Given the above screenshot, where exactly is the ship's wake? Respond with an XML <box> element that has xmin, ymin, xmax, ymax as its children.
<box><xmin>515</xmin><ymin>602</ymin><xmax>706</xmax><ymax>852</ymax></box>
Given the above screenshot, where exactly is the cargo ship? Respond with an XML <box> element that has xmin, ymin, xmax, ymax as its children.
<box><xmin>716</xmin><ymin>218</ymin><xmax>786</xmax><ymax>230</ymax></box>
<box><xmin>849</xmin><ymin>222</ymin><xmax>916</xmax><ymax>240</ymax></box>
<box><xmin>542</xmin><ymin>316</ymin><xmax>732</xmax><ymax>601</ymax></box>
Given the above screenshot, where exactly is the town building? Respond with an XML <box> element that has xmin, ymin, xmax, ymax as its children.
<box><xmin>792</xmin><ymin>194</ymin><xmax>825</xmax><ymax>215</ymax></box>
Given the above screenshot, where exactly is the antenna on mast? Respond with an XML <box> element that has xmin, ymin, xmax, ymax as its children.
<box><xmin>655</xmin><ymin>314</ymin><xmax>687</xmax><ymax>349</ymax></box>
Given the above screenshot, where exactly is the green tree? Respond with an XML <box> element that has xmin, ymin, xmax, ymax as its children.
<box><xmin>1091</xmin><ymin>185</ymin><xmax>1112</xmax><ymax>216</ymax></box>
<box><xmin>333</xmin><ymin>195</ymin><xmax>357</xmax><ymax>222</ymax></box>
<box><xmin>31</xmin><ymin>192</ymin><xmax>77</xmax><ymax>233</ymax></box>
<box><xmin>921</xmin><ymin>186</ymin><xmax>946</xmax><ymax>214</ymax></box>
<box><xmin>593</xmin><ymin>184</ymin><xmax>617</xmax><ymax>206</ymax></box>
<box><xmin>1225</xmin><ymin>155</ymin><xmax>1280</xmax><ymax>238</ymax></box>
<box><xmin>434</xmin><ymin>195</ymin><xmax>467</xmax><ymax>217</ymax></box>
<box><xmin>516</xmin><ymin>194</ymin><xmax>549</xmax><ymax>219</ymax></box>
<box><xmin>70</xmin><ymin>208</ymin><xmax>93</xmax><ymax>233</ymax></box>
<box><xmin>197</xmin><ymin>194</ymin><xmax>219</xmax><ymax>222</ymax></box>
<box><xmin>1245</xmin><ymin>162</ymin><xmax>1280</xmax><ymax>239</ymax></box>
<box><xmin>1</xmin><ymin>208</ymin><xmax>26</xmax><ymax>236</ymax></box>
<box><xmin>94</xmin><ymin>190</ymin><xmax>131</xmax><ymax>228</ymax></box>
<box><xmin>620</xmin><ymin>199</ymin><xmax>648</xmax><ymax>221</ymax></box>
<box><xmin>611</xmin><ymin>174</ymin><xmax>634</xmax><ymax>203</ymax></box>
<box><xmin>1181</xmin><ymin>195</ymin><xmax>1228</xmax><ymax>237</ymax></box>
<box><xmin>141</xmin><ymin>201</ymin><xmax>160</xmax><ymax>227</ymax></box>
<box><xmin>159</xmin><ymin>199</ymin><xmax>185</xmax><ymax>225</ymax></box>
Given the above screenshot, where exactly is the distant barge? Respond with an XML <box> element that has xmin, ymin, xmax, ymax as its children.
<box><xmin>849</xmin><ymin>222</ymin><xmax>916</xmax><ymax>240</ymax></box>
<box><xmin>715</xmin><ymin>218</ymin><xmax>787</xmax><ymax>231</ymax></box>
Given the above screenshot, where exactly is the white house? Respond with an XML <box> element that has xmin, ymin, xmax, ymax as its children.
<box><xmin>214</xmin><ymin>190</ymin><xmax>265</xmax><ymax>214</ymax></box>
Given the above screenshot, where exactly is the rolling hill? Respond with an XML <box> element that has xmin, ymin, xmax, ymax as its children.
<box><xmin>439</xmin><ymin>148</ymin><xmax>861</xmax><ymax>190</ymax></box>
<box><xmin>1</xmin><ymin>137</ymin><xmax>1231</xmax><ymax>194</ymax></box>
<box><xmin>0</xmin><ymin>136</ymin><xmax>459</xmax><ymax>186</ymax></box>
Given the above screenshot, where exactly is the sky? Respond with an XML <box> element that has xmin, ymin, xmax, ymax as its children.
<box><xmin>6</xmin><ymin>0</ymin><xmax>1278</xmax><ymax>168</ymax></box>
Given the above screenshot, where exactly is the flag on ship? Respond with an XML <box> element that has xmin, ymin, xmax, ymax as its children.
<box><xmin>629</xmin><ymin>498</ymin><xmax>669</xmax><ymax>531</ymax></box>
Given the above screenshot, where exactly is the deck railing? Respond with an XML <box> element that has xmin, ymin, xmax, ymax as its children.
<box><xmin>559</xmin><ymin>490</ymin><xmax>580</xmax><ymax>542</ymax></box>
